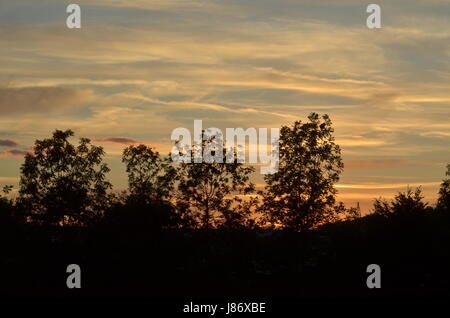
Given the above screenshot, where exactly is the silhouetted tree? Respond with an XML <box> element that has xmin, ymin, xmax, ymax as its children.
<box><xmin>217</xmin><ymin>195</ymin><xmax>259</xmax><ymax>230</ymax></box>
<box><xmin>122</xmin><ymin>144</ymin><xmax>177</xmax><ymax>202</ymax></box>
<box><xmin>372</xmin><ymin>187</ymin><xmax>428</xmax><ymax>218</ymax></box>
<box><xmin>107</xmin><ymin>195</ymin><xmax>180</xmax><ymax>232</ymax></box>
<box><xmin>333</xmin><ymin>201</ymin><xmax>361</xmax><ymax>222</ymax></box>
<box><xmin>18</xmin><ymin>130</ymin><xmax>112</xmax><ymax>226</ymax></box>
<box><xmin>175</xmin><ymin>133</ymin><xmax>255</xmax><ymax>230</ymax></box>
<box><xmin>260</xmin><ymin>113</ymin><xmax>344</xmax><ymax>231</ymax></box>
<box><xmin>0</xmin><ymin>185</ymin><xmax>14</xmax><ymax>225</ymax></box>
<box><xmin>437</xmin><ymin>164</ymin><xmax>450</xmax><ymax>213</ymax></box>
<box><xmin>107</xmin><ymin>144</ymin><xmax>182</xmax><ymax>231</ymax></box>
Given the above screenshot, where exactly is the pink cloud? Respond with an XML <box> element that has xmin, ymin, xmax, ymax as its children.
<box><xmin>94</xmin><ymin>137</ymin><xmax>161</xmax><ymax>147</ymax></box>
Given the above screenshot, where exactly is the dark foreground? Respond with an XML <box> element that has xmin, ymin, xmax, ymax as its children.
<box><xmin>1</xmin><ymin>212</ymin><xmax>449</xmax><ymax>300</ymax></box>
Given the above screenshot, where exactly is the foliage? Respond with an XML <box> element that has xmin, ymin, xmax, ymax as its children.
<box><xmin>437</xmin><ymin>164</ymin><xmax>450</xmax><ymax>213</ymax></box>
<box><xmin>260</xmin><ymin>113</ymin><xmax>344</xmax><ymax>231</ymax></box>
<box><xmin>122</xmin><ymin>144</ymin><xmax>177</xmax><ymax>202</ymax></box>
<box><xmin>18</xmin><ymin>130</ymin><xmax>112</xmax><ymax>226</ymax></box>
<box><xmin>372</xmin><ymin>187</ymin><xmax>428</xmax><ymax>218</ymax></box>
<box><xmin>175</xmin><ymin>133</ymin><xmax>256</xmax><ymax>230</ymax></box>
<box><xmin>106</xmin><ymin>196</ymin><xmax>181</xmax><ymax>232</ymax></box>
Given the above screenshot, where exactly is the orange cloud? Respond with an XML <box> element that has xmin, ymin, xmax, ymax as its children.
<box><xmin>0</xmin><ymin>149</ymin><xmax>28</xmax><ymax>158</ymax></box>
<box><xmin>336</xmin><ymin>182</ymin><xmax>441</xmax><ymax>190</ymax></box>
<box><xmin>345</xmin><ymin>159</ymin><xmax>409</xmax><ymax>169</ymax></box>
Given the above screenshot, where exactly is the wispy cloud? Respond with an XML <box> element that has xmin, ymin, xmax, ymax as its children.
<box><xmin>94</xmin><ymin>137</ymin><xmax>161</xmax><ymax>147</ymax></box>
<box><xmin>0</xmin><ymin>149</ymin><xmax>28</xmax><ymax>158</ymax></box>
<box><xmin>336</xmin><ymin>182</ymin><xmax>441</xmax><ymax>190</ymax></box>
<box><xmin>0</xmin><ymin>86</ymin><xmax>96</xmax><ymax>114</ymax></box>
<box><xmin>0</xmin><ymin>0</ymin><xmax>449</xmax><ymax>212</ymax></box>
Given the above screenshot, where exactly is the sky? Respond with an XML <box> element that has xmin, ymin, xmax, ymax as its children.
<box><xmin>0</xmin><ymin>0</ymin><xmax>449</xmax><ymax>213</ymax></box>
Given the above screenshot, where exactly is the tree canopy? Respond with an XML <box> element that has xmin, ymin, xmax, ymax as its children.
<box><xmin>373</xmin><ymin>187</ymin><xmax>428</xmax><ymax>218</ymax></box>
<box><xmin>260</xmin><ymin>113</ymin><xmax>344</xmax><ymax>231</ymax></box>
<box><xmin>175</xmin><ymin>133</ymin><xmax>255</xmax><ymax>230</ymax></box>
<box><xmin>18</xmin><ymin>129</ymin><xmax>111</xmax><ymax>226</ymax></box>
<box><xmin>122</xmin><ymin>144</ymin><xmax>177</xmax><ymax>202</ymax></box>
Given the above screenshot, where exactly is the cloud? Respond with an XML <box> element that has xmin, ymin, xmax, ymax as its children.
<box><xmin>366</xmin><ymin>92</ymin><xmax>400</xmax><ymax>107</ymax></box>
<box><xmin>0</xmin><ymin>0</ymin><xmax>449</xmax><ymax>213</ymax></box>
<box><xmin>336</xmin><ymin>181</ymin><xmax>441</xmax><ymax>190</ymax></box>
<box><xmin>345</xmin><ymin>159</ymin><xmax>412</xmax><ymax>169</ymax></box>
<box><xmin>336</xmin><ymin>138</ymin><xmax>392</xmax><ymax>147</ymax></box>
<box><xmin>419</xmin><ymin>131</ymin><xmax>450</xmax><ymax>138</ymax></box>
<box><xmin>0</xmin><ymin>177</ymin><xmax>19</xmax><ymax>182</ymax></box>
<box><xmin>86</xmin><ymin>0</ymin><xmax>228</xmax><ymax>12</ymax></box>
<box><xmin>96</xmin><ymin>137</ymin><xmax>138</xmax><ymax>145</ymax></box>
<box><xmin>0</xmin><ymin>139</ymin><xmax>19</xmax><ymax>147</ymax></box>
<box><xmin>0</xmin><ymin>149</ymin><xmax>28</xmax><ymax>158</ymax></box>
<box><xmin>94</xmin><ymin>137</ymin><xmax>161</xmax><ymax>147</ymax></box>
<box><xmin>0</xmin><ymin>86</ymin><xmax>96</xmax><ymax>114</ymax></box>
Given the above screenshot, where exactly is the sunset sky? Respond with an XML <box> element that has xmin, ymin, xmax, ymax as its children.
<box><xmin>0</xmin><ymin>0</ymin><xmax>449</xmax><ymax>213</ymax></box>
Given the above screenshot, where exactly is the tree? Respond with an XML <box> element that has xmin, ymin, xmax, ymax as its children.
<box><xmin>19</xmin><ymin>130</ymin><xmax>112</xmax><ymax>226</ymax></box>
<box><xmin>334</xmin><ymin>201</ymin><xmax>361</xmax><ymax>222</ymax></box>
<box><xmin>372</xmin><ymin>187</ymin><xmax>428</xmax><ymax>218</ymax></box>
<box><xmin>175</xmin><ymin>133</ymin><xmax>255</xmax><ymax>230</ymax></box>
<box><xmin>260</xmin><ymin>113</ymin><xmax>344</xmax><ymax>231</ymax></box>
<box><xmin>216</xmin><ymin>195</ymin><xmax>259</xmax><ymax>230</ymax></box>
<box><xmin>437</xmin><ymin>164</ymin><xmax>450</xmax><ymax>213</ymax></box>
<box><xmin>0</xmin><ymin>185</ymin><xmax>14</xmax><ymax>225</ymax></box>
<box><xmin>110</xmin><ymin>144</ymin><xmax>181</xmax><ymax>230</ymax></box>
<box><xmin>122</xmin><ymin>144</ymin><xmax>177</xmax><ymax>202</ymax></box>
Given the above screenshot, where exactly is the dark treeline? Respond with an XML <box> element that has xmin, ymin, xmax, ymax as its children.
<box><xmin>0</xmin><ymin>112</ymin><xmax>449</xmax><ymax>298</ymax></box>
